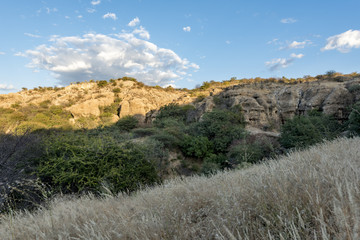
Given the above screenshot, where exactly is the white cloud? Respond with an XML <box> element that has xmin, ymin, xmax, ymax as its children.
<box><xmin>0</xmin><ymin>52</ymin><xmax>5</xmax><ymax>55</ymax></box>
<box><xmin>225</xmin><ymin>40</ymin><xmax>231</xmax><ymax>44</ymax></box>
<box><xmin>132</xmin><ymin>26</ymin><xmax>150</xmax><ymax>40</ymax></box>
<box><xmin>128</xmin><ymin>17</ymin><xmax>140</xmax><ymax>27</ymax></box>
<box><xmin>78</xmin><ymin>15</ymin><xmax>83</xmax><ymax>19</ymax></box>
<box><xmin>290</xmin><ymin>53</ymin><xmax>304</xmax><ymax>59</ymax></box>
<box><xmin>322</xmin><ymin>29</ymin><xmax>360</xmax><ymax>53</ymax></box>
<box><xmin>91</xmin><ymin>0</ymin><xmax>101</xmax><ymax>5</ymax></box>
<box><xmin>24</xmin><ymin>33</ymin><xmax>41</xmax><ymax>38</ymax></box>
<box><xmin>65</xmin><ymin>16</ymin><xmax>70</xmax><ymax>19</ymax></box>
<box><xmin>265</xmin><ymin>53</ymin><xmax>304</xmax><ymax>71</ymax></box>
<box><xmin>183</xmin><ymin>26</ymin><xmax>191</xmax><ymax>32</ymax></box>
<box><xmin>103</xmin><ymin>12</ymin><xmax>117</xmax><ymax>20</ymax></box>
<box><xmin>280</xmin><ymin>18</ymin><xmax>297</xmax><ymax>24</ymax></box>
<box><xmin>281</xmin><ymin>40</ymin><xmax>310</xmax><ymax>50</ymax></box>
<box><xmin>0</xmin><ymin>84</ymin><xmax>15</xmax><ymax>90</ymax></box>
<box><xmin>267</xmin><ymin>38</ymin><xmax>278</xmax><ymax>45</ymax></box>
<box><xmin>87</xmin><ymin>8</ymin><xmax>96</xmax><ymax>13</ymax></box>
<box><xmin>18</xmin><ymin>29</ymin><xmax>199</xmax><ymax>87</ymax></box>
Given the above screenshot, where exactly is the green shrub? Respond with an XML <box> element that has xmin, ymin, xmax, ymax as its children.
<box><xmin>35</xmin><ymin>133</ymin><xmax>159</xmax><ymax>194</ymax></box>
<box><xmin>280</xmin><ymin>111</ymin><xmax>342</xmax><ymax>149</ymax></box>
<box><xmin>11</xmin><ymin>102</ymin><xmax>21</xmax><ymax>109</ymax></box>
<box><xmin>132</xmin><ymin>128</ymin><xmax>157</xmax><ymax>137</ymax></box>
<box><xmin>348</xmin><ymin>84</ymin><xmax>360</xmax><ymax>93</ymax></box>
<box><xmin>154</xmin><ymin>117</ymin><xmax>185</xmax><ymax>129</ymax></box>
<box><xmin>121</xmin><ymin>77</ymin><xmax>137</xmax><ymax>82</ymax></box>
<box><xmin>15</xmin><ymin>122</ymin><xmax>48</xmax><ymax>134</ymax></box>
<box><xmin>39</xmin><ymin>100</ymin><xmax>51</xmax><ymax>108</ymax></box>
<box><xmin>149</xmin><ymin>131</ymin><xmax>180</xmax><ymax>148</ymax></box>
<box><xmin>348</xmin><ymin>102</ymin><xmax>360</xmax><ymax>135</ymax></box>
<box><xmin>112</xmin><ymin>88</ymin><xmax>121</xmax><ymax>93</ymax></box>
<box><xmin>137</xmin><ymin>139</ymin><xmax>169</xmax><ymax>178</ymax></box>
<box><xmin>116</xmin><ymin>115</ymin><xmax>138</xmax><ymax>131</ymax></box>
<box><xmin>155</xmin><ymin>103</ymin><xmax>188</xmax><ymax>122</ymax></box>
<box><xmin>0</xmin><ymin>107</ymin><xmax>15</xmax><ymax>114</ymax></box>
<box><xmin>97</xmin><ymin>80</ymin><xmax>108</xmax><ymax>88</ymax></box>
<box><xmin>201</xmin><ymin>154</ymin><xmax>227</xmax><ymax>175</ymax></box>
<box><xmin>190</xmin><ymin>109</ymin><xmax>245</xmax><ymax>153</ymax></box>
<box><xmin>180</xmin><ymin>135</ymin><xmax>213</xmax><ymax>158</ymax></box>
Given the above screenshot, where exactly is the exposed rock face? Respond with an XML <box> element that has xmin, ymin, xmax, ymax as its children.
<box><xmin>1</xmin><ymin>78</ymin><xmax>359</xmax><ymax>131</ymax></box>
<box><xmin>187</xmin><ymin>78</ymin><xmax>360</xmax><ymax>130</ymax></box>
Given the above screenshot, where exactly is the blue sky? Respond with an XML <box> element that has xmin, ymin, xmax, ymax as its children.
<box><xmin>0</xmin><ymin>0</ymin><xmax>360</xmax><ymax>93</ymax></box>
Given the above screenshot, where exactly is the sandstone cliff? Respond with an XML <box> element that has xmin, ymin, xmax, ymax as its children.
<box><xmin>1</xmin><ymin>76</ymin><xmax>360</xmax><ymax>132</ymax></box>
<box><xmin>187</xmin><ymin>78</ymin><xmax>360</xmax><ymax>130</ymax></box>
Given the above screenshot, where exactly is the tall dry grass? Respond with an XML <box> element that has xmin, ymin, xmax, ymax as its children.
<box><xmin>1</xmin><ymin>137</ymin><xmax>360</xmax><ymax>239</ymax></box>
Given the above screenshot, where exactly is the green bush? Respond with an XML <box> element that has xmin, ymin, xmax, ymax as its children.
<box><xmin>190</xmin><ymin>109</ymin><xmax>245</xmax><ymax>153</ymax></box>
<box><xmin>155</xmin><ymin>103</ymin><xmax>188</xmax><ymax>122</ymax></box>
<box><xmin>112</xmin><ymin>88</ymin><xmax>121</xmax><ymax>93</ymax></box>
<box><xmin>348</xmin><ymin>102</ymin><xmax>360</xmax><ymax>135</ymax></box>
<box><xmin>180</xmin><ymin>135</ymin><xmax>213</xmax><ymax>158</ymax></box>
<box><xmin>201</xmin><ymin>154</ymin><xmax>228</xmax><ymax>175</ymax></box>
<box><xmin>116</xmin><ymin>115</ymin><xmax>138</xmax><ymax>131</ymax></box>
<box><xmin>137</xmin><ymin>139</ymin><xmax>169</xmax><ymax>178</ymax></box>
<box><xmin>132</xmin><ymin>128</ymin><xmax>157</xmax><ymax>137</ymax></box>
<box><xmin>280</xmin><ymin>111</ymin><xmax>342</xmax><ymax>149</ymax></box>
<box><xmin>149</xmin><ymin>131</ymin><xmax>180</xmax><ymax>148</ymax></box>
<box><xmin>97</xmin><ymin>80</ymin><xmax>108</xmax><ymax>88</ymax></box>
<box><xmin>35</xmin><ymin>133</ymin><xmax>159</xmax><ymax>194</ymax></box>
<box><xmin>348</xmin><ymin>84</ymin><xmax>360</xmax><ymax>93</ymax></box>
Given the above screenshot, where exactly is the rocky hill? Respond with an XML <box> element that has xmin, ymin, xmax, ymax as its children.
<box><xmin>1</xmin><ymin>74</ymin><xmax>360</xmax><ymax>133</ymax></box>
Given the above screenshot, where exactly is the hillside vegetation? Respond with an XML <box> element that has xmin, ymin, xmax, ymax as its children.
<box><xmin>0</xmin><ymin>72</ymin><xmax>360</xmax><ymax>133</ymax></box>
<box><xmin>0</xmin><ymin>137</ymin><xmax>359</xmax><ymax>239</ymax></box>
<box><xmin>0</xmin><ymin>72</ymin><xmax>360</xmax><ymax>238</ymax></box>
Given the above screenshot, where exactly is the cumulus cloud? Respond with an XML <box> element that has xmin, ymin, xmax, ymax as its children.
<box><xmin>132</xmin><ymin>26</ymin><xmax>150</xmax><ymax>40</ymax></box>
<box><xmin>0</xmin><ymin>84</ymin><xmax>15</xmax><ymax>90</ymax></box>
<box><xmin>128</xmin><ymin>17</ymin><xmax>140</xmax><ymax>27</ymax></box>
<box><xmin>0</xmin><ymin>52</ymin><xmax>5</xmax><ymax>55</ymax></box>
<box><xmin>183</xmin><ymin>26</ymin><xmax>191</xmax><ymax>32</ymax></box>
<box><xmin>91</xmin><ymin>0</ymin><xmax>101</xmax><ymax>5</ymax></box>
<box><xmin>103</xmin><ymin>13</ymin><xmax>117</xmax><ymax>20</ymax></box>
<box><xmin>322</xmin><ymin>29</ymin><xmax>360</xmax><ymax>53</ymax></box>
<box><xmin>280</xmin><ymin>40</ymin><xmax>311</xmax><ymax>50</ymax></box>
<box><xmin>87</xmin><ymin>8</ymin><xmax>96</xmax><ymax>13</ymax></box>
<box><xmin>266</xmin><ymin>53</ymin><xmax>304</xmax><ymax>71</ymax></box>
<box><xmin>280</xmin><ymin>18</ymin><xmax>297</xmax><ymax>24</ymax></box>
<box><xmin>18</xmin><ymin>29</ymin><xmax>199</xmax><ymax>87</ymax></box>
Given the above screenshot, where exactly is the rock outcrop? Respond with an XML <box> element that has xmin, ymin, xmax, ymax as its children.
<box><xmin>1</xmin><ymin>77</ymin><xmax>360</xmax><ymax>131</ymax></box>
<box><xmin>184</xmin><ymin>78</ymin><xmax>360</xmax><ymax>130</ymax></box>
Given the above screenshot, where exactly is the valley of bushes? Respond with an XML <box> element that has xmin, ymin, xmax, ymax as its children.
<box><xmin>0</xmin><ymin>73</ymin><xmax>360</xmax><ymax>238</ymax></box>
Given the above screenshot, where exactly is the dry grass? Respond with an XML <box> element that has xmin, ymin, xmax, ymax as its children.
<box><xmin>1</xmin><ymin>137</ymin><xmax>360</xmax><ymax>239</ymax></box>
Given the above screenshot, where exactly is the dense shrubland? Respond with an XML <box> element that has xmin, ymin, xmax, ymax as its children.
<box><xmin>1</xmin><ymin>98</ymin><xmax>360</xmax><ymax>214</ymax></box>
<box><xmin>1</xmin><ymin>73</ymin><xmax>360</xmax><ymax>223</ymax></box>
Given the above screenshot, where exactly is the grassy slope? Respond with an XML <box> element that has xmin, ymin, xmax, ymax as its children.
<box><xmin>1</xmin><ymin>137</ymin><xmax>360</xmax><ymax>239</ymax></box>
